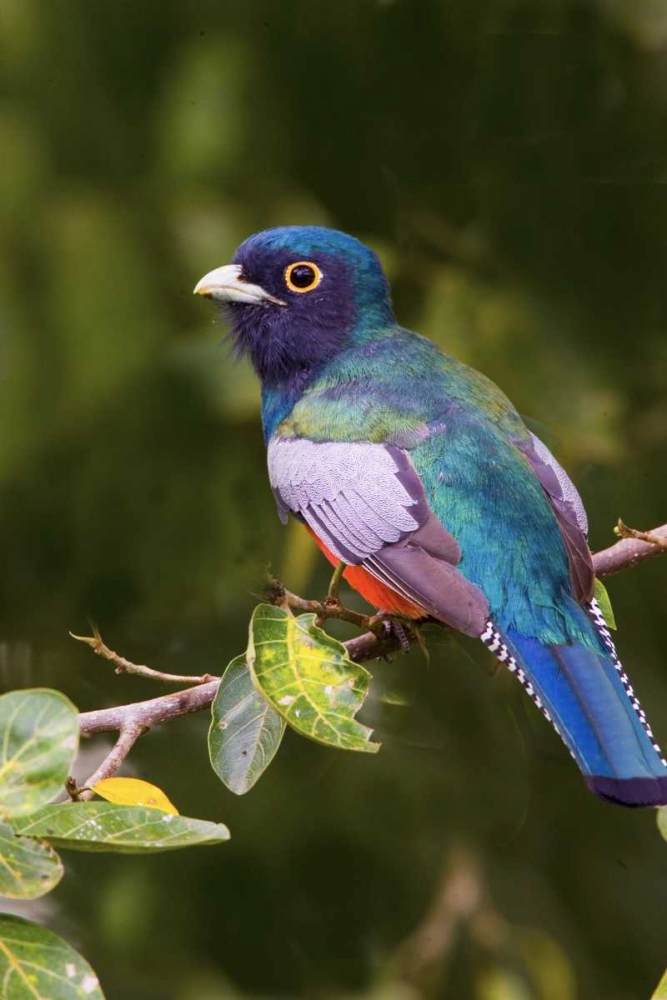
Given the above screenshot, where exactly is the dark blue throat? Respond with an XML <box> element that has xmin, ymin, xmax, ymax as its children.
<box><xmin>226</xmin><ymin>300</ymin><xmax>395</xmax><ymax>441</ymax></box>
<box><xmin>226</xmin><ymin>297</ymin><xmax>353</xmax><ymax>386</ymax></box>
<box><xmin>260</xmin><ymin>371</ymin><xmax>314</xmax><ymax>442</ymax></box>
<box><xmin>226</xmin><ymin>299</ymin><xmax>350</xmax><ymax>441</ymax></box>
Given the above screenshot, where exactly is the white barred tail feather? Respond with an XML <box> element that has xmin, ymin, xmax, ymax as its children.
<box><xmin>480</xmin><ymin>603</ymin><xmax>667</xmax><ymax>807</ymax></box>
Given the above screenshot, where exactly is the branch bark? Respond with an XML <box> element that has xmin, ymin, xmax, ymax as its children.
<box><xmin>75</xmin><ymin>725</ymin><xmax>146</xmax><ymax>799</ymax></box>
<box><xmin>79</xmin><ymin>680</ymin><xmax>220</xmax><ymax>737</ymax></box>
<box><xmin>76</xmin><ymin>521</ymin><xmax>667</xmax><ymax>762</ymax></box>
<box><xmin>594</xmin><ymin>522</ymin><xmax>667</xmax><ymax>578</ymax></box>
<box><xmin>77</xmin><ymin>681</ymin><xmax>221</xmax><ymax>789</ymax></box>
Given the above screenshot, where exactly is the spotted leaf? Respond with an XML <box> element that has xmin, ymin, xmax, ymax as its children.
<box><xmin>11</xmin><ymin>802</ymin><xmax>229</xmax><ymax>853</ymax></box>
<box><xmin>208</xmin><ymin>655</ymin><xmax>286</xmax><ymax>795</ymax></box>
<box><xmin>0</xmin><ymin>689</ymin><xmax>79</xmax><ymax>818</ymax></box>
<box><xmin>0</xmin><ymin>914</ymin><xmax>105</xmax><ymax>998</ymax></box>
<box><xmin>0</xmin><ymin>819</ymin><xmax>63</xmax><ymax>899</ymax></box>
<box><xmin>246</xmin><ymin>604</ymin><xmax>380</xmax><ymax>753</ymax></box>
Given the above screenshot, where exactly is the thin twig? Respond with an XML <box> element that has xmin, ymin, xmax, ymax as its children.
<box><xmin>594</xmin><ymin>522</ymin><xmax>667</xmax><ymax>578</ymax></box>
<box><xmin>70</xmin><ymin>627</ymin><xmax>218</xmax><ymax>686</ymax></box>
<box><xmin>614</xmin><ymin>518</ymin><xmax>667</xmax><ymax>549</ymax></box>
<box><xmin>76</xmin><ymin>725</ymin><xmax>146</xmax><ymax>800</ymax></box>
<box><xmin>270</xmin><ymin>576</ymin><xmax>397</xmax><ymax>636</ymax></box>
<box><xmin>283</xmin><ymin>587</ymin><xmax>374</xmax><ymax>632</ymax></box>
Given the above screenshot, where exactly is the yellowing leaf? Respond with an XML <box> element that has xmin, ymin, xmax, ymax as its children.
<box><xmin>247</xmin><ymin>604</ymin><xmax>380</xmax><ymax>753</ymax></box>
<box><xmin>652</xmin><ymin>968</ymin><xmax>667</xmax><ymax>999</ymax></box>
<box><xmin>93</xmin><ymin>777</ymin><xmax>179</xmax><ymax>815</ymax></box>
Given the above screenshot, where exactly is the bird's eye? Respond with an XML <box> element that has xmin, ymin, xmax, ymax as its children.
<box><xmin>284</xmin><ymin>261</ymin><xmax>322</xmax><ymax>293</ymax></box>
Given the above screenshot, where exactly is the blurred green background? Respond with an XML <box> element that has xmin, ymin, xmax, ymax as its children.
<box><xmin>1</xmin><ymin>1</ymin><xmax>667</xmax><ymax>997</ymax></box>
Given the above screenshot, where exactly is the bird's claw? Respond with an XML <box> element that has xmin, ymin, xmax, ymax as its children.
<box><xmin>380</xmin><ymin>617</ymin><xmax>411</xmax><ymax>654</ymax></box>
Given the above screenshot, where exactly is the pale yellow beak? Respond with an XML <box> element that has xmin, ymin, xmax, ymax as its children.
<box><xmin>193</xmin><ymin>264</ymin><xmax>285</xmax><ymax>306</ymax></box>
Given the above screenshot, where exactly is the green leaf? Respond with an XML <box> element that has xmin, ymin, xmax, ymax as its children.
<box><xmin>0</xmin><ymin>819</ymin><xmax>63</xmax><ymax>899</ymax></box>
<box><xmin>11</xmin><ymin>802</ymin><xmax>230</xmax><ymax>853</ymax></box>
<box><xmin>247</xmin><ymin>604</ymin><xmax>380</xmax><ymax>753</ymax></box>
<box><xmin>208</xmin><ymin>655</ymin><xmax>286</xmax><ymax>795</ymax></box>
<box><xmin>0</xmin><ymin>913</ymin><xmax>105</xmax><ymax>999</ymax></box>
<box><xmin>652</xmin><ymin>968</ymin><xmax>667</xmax><ymax>999</ymax></box>
<box><xmin>657</xmin><ymin>807</ymin><xmax>667</xmax><ymax>843</ymax></box>
<box><xmin>594</xmin><ymin>578</ymin><xmax>617</xmax><ymax>630</ymax></box>
<box><xmin>0</xmin><ymin>689</ymin><xmax>79</xmax><ymax>818</ymax></box>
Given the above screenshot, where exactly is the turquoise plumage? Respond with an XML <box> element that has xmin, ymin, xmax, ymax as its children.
<box><xmin>195</xmin><ymin>225</ymin><xmax>667</xmax><ymax>807</ymax></box>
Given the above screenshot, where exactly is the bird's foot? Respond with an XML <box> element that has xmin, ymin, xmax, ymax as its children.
<box><xmin>371</xmin><ymin>612</ymin><xmax>413</xmax><ymax>654</ymax></box>
<box><xmin>383</xmin><ymin>619</ymin><xmax>411</xmax><ymax>653</ymax></box>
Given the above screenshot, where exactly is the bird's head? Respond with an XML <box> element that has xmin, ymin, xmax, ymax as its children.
<box><xmin>194</xmin><ymin>226</ymin><xmax>394</xmax><ymax>384</ymax></box>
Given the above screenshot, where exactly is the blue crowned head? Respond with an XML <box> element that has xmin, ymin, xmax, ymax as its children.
<box><xmin>194</xmin><ymin>226</ymin><xmax>395</xmax><ymax>385</ymax></box>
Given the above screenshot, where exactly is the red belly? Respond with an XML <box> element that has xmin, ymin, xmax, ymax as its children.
<box><xmin>307</xmin><ymin>528</ymin><xmax>424</xmax><ymax>619</ymax></box>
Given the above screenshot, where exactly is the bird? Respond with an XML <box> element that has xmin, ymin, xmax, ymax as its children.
<box><xmin>195</xmin><ymin>225</ymin><xmax>667</xmax><ymax>807</ymax></box>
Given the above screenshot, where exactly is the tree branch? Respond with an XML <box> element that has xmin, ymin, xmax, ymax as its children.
<box><xmin>592</xmin><ymin>522</ymin><xmax>667</xmax><ymax>579</ymax></box>
<box><xmin>76</xmin><ymin>682</ymin><xmax>221</xmax><ymax>791</ymax></box>
<box><xmin>75</xmin><ymin>520</ymin><xmax>667</xmax><ymax>767</ymax></box>
<box><xmin>79</xmin><ymin>680</ymin><xmax>220</xmax><ymax>737</ymax></box>
<box><xmin>74</xmin><ymin>725</ymin><xmax>146</xmax><ymax>800</ymax></box>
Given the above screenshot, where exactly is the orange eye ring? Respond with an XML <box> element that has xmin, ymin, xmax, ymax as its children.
<box><xmin>284</xmin><ymin>261</ymin><xmax>322</xmax><ymax>293</ymax></box>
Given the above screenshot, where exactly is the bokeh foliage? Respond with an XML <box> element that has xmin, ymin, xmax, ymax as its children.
<box><xmin>1</xmin><ymin>1</ymin><xmax>667</xmax><ymax>997</ymax></box>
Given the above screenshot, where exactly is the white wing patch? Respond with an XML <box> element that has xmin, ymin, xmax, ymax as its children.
<box><xmin>267</xmin><ymin>437</ymin><xmax>426</xmax><ymax>564</ymax></box>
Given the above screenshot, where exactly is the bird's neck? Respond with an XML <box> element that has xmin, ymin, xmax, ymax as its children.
<box><xmin>259</xmin><ymin>318</ymin><xmax>400</xmax><ymax>441</ymax></box>
<box><xmin>260</xmin><ymin>368</ymin><xmax>315</xmax><ymax>442</ymax></box>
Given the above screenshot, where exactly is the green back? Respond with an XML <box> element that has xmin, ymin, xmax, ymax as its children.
<box><xmin>275</xmin><ymin>328</ymin><xmax>594</xmax><ymax>645</ymax></box>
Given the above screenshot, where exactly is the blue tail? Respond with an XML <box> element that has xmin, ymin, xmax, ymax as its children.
<box><xmin>481</xmin><ymin>603</ymin><xmax>667</xmax><ymax>807</ymax></box>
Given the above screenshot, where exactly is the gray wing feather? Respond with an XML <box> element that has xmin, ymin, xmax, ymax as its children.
<box><xmin>343</xmin><ymin>490</ymin><xmax>400</xmax><ymax>537</ymax></box>
<box><xmin>305</xmin><ymin>506</ymin><xmax>359</xmax><ymax>565</ymax></box>
<box><xmin>330</xmin><ymin>494</ymin><xmax>385</xmax><ymax>549</ymax></box>
<box><xmin>268</xmin><ymin>436</ymin><xmax>490</xmax><ymax>633</ymax></box>
<box><xmin>268</xmin><ymin>438</ymin><xmax>427</xmax><ymax>562</ymax></box>
<box><xmin>519</xmin><ymin>432</ymin><xmax>594</xmax><ymax>603</ymax></box>
<box><xmin>528</xmin><ymin>432</ymin><xmax>588</xmax><ymax>536</ymax></box>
